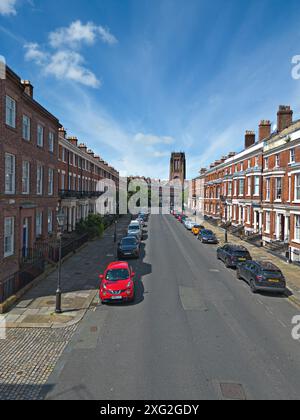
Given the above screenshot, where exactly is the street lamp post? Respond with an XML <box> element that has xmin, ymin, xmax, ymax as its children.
<box><xmin>56</xmin><ymin>209</ymin><xmax>65</xmax><ymax>314</ymax></box>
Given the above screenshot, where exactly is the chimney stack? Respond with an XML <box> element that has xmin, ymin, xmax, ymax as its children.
<box><xmin>259</xmin><ymin>120</ymin><xmax>271</xmax><ymax>142</ymax></box>
<box><xmin>58</xmin><ymin>127</ymin><xmax>67</xmax><ymax>139</ymax></box>
<box><xmin>87</xmin><ymin>150</ymin><xmax>95</xmax><ymax>158</ymax></box>
<box><xmin>245</xmin><ymin>130</ymin><xmax>256</xmax><ymax>149</ymax></box>
<box><xmin>200</xmin><ymin>168</ymin><xmax>207</xmax><ymax>175</ymax></box>
<box><xmin>22</xmin><ymin>80</ymin><xmax>34</xmax><ymax>98</ymax></box>
<box><xmin>277</xmin><ymin>106</ymin><xmax>293</xmax><ymax>132</ymax></box>
<box><xmin>79</xmin><ymin>143</ymin><xmax>88</xmax><ymax>153</ymax></box>
<box><xmin>68</xmin><ymin>136</ymin><xmax>78</xmax><ymax>146</ymax></box>
<box><xmin>228</xmin><ymin>152</ymin><xmax>236</xmax><ymax>158</ymax></box>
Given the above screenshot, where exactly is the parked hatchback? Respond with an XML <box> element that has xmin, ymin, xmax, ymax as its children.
<box><xmin>217</xmin><ymin>244</ymin><xmax>252</xmax><ymax>268</ymax></box>
<box><xmin>237</xmin><ymin>261</ymin><xmax>286</xmax><ymax>294</ymax></box>
<box><xmin>118</xmin><ymin>236</ymin><xmax>140</xmax><ymax>259</ymax></box>
<box><xmin>198</xmin><ymin>229</ymin><xmax>219</xmax><ymax>244</ymax></box>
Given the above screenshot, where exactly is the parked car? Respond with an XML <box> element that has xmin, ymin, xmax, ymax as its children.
<box><xmin>192</xmin><ymin>225</ymin><xmax>205</xmax><ymax>236</ymax></box>
<box><xmin>118</xmin><ymin>236</ymin><xmax>140</xmax><ymax>259</ymax></box>
<box><xmin>198</xmin><ymin>229</ymin><xmax>219</xmax><ymax>244</ymax></box>
<box><xmin>99</xmin><ymin>261</ymin><xmax>135</xmax><ymax>303</ymax></box>
<box><xmin>179</xmin><ymin>215</ymin><xmax>188</xmax><ymax>223</ymax></box>
<box><xmin>217</xmin><ymin>244</ymin><xmax>252</xmax><ymax>268</ymax></box>
<box><xmin>128</xmin><ymin>223</ymin><xmax>142</xmax><ymax>240</ymax></box>
<box><xmin>237</xmin><ymin>261</ymin><xmax>286</xmax><ymax>294</ymax></box>
<box><xmin>184</xmin><ymin>219</ymin><xmax>195</xmax><ymax>230</ymax></box>
<box><xmin>127</xmin><ymin>231</ymin><xmax>141</xmax><ymax>243</ymax></box>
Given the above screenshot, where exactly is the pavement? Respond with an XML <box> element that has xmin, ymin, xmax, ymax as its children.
<box><xmin>43</xmin><ymin>215</ymin><xmax>300</xmax><ymax>401</ymax></box>
<box><xmin>0</xmin><ymin>216</ymin><xmax>132</xmax><ymax>400</ymax></box>
<box><xmin>0</xmin><ymin>216</ymin><xmax>130</xmax><ymax>329</ymax></box>
<box><xmin>194</xmin><ymin>216</ymin><xmax>300</xmax><ymax>307</ymax></box>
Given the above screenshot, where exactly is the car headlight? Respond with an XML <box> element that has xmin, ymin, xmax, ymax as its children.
<box><xmin>127</xmin><ymin>281</ymin><xmax>132</xmax><ymax>289</ymax></box>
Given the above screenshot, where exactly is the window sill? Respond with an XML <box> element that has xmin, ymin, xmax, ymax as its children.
<box><xmin>4</xmin><ymin>252</ymin><xmax>15</xmax><ymax>259</ymax></box>
<box><xmin>292</xmin><ymin>239</ymin><xmax>300</xmax><ymax>245</ymax></box>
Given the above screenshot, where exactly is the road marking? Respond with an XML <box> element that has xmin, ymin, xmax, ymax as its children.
<box><xmin>278</xmin><ymin>319</ymin><xmax>287</xmax><ymax>328</ymax></box>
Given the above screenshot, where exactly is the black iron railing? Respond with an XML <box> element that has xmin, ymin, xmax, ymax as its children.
<box><xmin>59</xmin><ymin>190</ymin><xmax>104</xmax><ymax>199</ymax></box>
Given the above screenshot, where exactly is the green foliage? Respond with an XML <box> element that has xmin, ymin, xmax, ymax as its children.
<box><xmin>76</xmin><ymin>214</ymin><xmax>104</xmax><ymax>239</ymax></box>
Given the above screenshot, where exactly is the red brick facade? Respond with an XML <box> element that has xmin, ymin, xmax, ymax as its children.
<box><xmin>201</xmin><ymin>106</ymin><xmax>300</xmax><ymax>263</ymax></box>
<box><xmin>0</xmin><ymin>68</ymin><xmax>60</xmax><ymax>281</ymax></box>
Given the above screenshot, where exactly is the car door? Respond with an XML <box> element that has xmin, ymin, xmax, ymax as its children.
<box><xmin>245</xmin><ymin>262</ymin><xmax>256</xmax><ymax>284</ymax></box>
<box><xmin>242</xmin><ymin>262</ymin><xmax>252</xmax><ymax>283</ymax></box>
<box><xmin>220</xmin><ymin>245</ymin><xmax>227</xmax><ymax>261</ymax></box>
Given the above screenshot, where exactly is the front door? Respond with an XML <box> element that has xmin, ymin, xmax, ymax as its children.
<box><xmin>22</xmin><ymin>218</ymin><xmax>29</xmax><ymax>258</ymax></box>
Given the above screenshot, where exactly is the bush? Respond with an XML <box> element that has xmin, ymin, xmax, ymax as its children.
<box><xmin>76</xmin><ymin>214</ymin><xmax>105</xmax><ymax>239</ymax></box>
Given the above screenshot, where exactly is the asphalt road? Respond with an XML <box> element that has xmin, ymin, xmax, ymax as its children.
<box><xmin>45</xmin><ymin>215</ymin><xmax>300</xmax><ymax>400</ymax></box>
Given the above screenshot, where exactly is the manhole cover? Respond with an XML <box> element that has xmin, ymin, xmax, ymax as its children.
<box><xmin>220</xmin><ymin>383</ymin><xmax>246</xmax><ymax>400</ymax></box>
<box><xmin>16</xmin><ymin>371</ymin><xmax>25</xmax><ymax>377</ymax></box>
<box><xmin>90</xmin><ymin>326</ymin><xmax>98</xmax><ymax>333</ymax></box>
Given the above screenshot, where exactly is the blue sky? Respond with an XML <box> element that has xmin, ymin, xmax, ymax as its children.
<box><xmin>1</xmin><ymin>0</ymin><xmax>300</xmax><ymax>179</ymax></box>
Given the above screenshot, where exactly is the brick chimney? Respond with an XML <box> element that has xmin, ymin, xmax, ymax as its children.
<box><xmin>200</xmin><ymin>168</ymin><xmax>207</xmax><ymax>175</ymax></box>
<box><xmin>245</xmin><ymin>131</ymin><xmax>256</xmax><ymax>149</ymax></box>
<box><xmin>68</xmin><ymin>136</ymin><xmax>78</xmax><ymax>146</ymax></box>
<box><xmin>277</xmin><ymin>106</ymin><xmax>293</xmax><ymax>132</ymax></box>
<box><xmin>22</xmin><ymin>80</ymin><xmax>34</xmax><ymax>98</ymax></box>
<box><xmin>79</xmin><ymin>143</ymin><xmax>88</xmax><ymax>153</ymax></box>
<box><xmin>58</xmin><ymin>127</ymin><xmax>67</xmax><ymax>139</ymax></box>
<box><xmin>228</xmin><ymin>152</ymin><xmax>236</xmax><ymax>158</ymax></box>
<box><xmin>259</xmin><ymin>120</ymin><xmax>271</xmax><ymax>142</ymax></box>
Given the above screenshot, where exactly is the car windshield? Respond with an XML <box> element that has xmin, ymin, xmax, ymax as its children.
<box><xmin>202</xmin><ymin>230</ymin><xmax>213</xmax><ymax>235</ymax></box>
<box><xmin>121</xmin><ymin>238</ymin><xmax>137</xmax><ymax>246</ymax></box>
<box><xmin>105</xmin><ymin>269</ymin><xmax>130</xmax><ymax>281</ymax></box>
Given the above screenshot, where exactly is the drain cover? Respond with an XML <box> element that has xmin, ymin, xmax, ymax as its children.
<box><xmin>220</xmin><ymin>383</ymin><xmax>246</xmax><ymax>400</ymax></box>
<box><xmin>90</xmin><ymin>326</ymin><xmax>98</xmax><ymax>333</ymax></box>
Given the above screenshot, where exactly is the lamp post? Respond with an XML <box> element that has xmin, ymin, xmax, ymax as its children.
<box><xmin>56</xmin><ymin>209</ymin><xmax>65</xmax><ymax>314</ymax></box>
<box><xmin>114</xmin><ymin>217</ymin><xmax>118</xmax><ymax>244</ymax></box>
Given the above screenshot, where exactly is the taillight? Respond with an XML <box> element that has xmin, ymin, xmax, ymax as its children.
<box><xmin>256</xmin><ymin>275</ymin><xmax>263</xmax><ymax>282</ymax></box>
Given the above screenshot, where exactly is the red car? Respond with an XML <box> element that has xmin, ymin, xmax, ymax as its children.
<box><xmin>99</xmin><ymin>261</ymin><xmax>135</xmax><ymax>304</ymax></box>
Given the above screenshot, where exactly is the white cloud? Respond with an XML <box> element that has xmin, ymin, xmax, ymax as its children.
<box><xmin>49</xmin><ymin>20</ymin><xmax>117</xmax><ymax>49</ymax></box>
<box><xmin>0</xmin><ymin>0</ymin><xmax>17</xmax><ymax>15</ymax></box>
<box><xmin>134</xmin><ymin>133</ymin><xmax>174</xmax><ymax>146</ymax></box>
<box><xmin>24</xmin><ymin>43</ymin><xmax>101</xmax><ymax>88</ymax></box>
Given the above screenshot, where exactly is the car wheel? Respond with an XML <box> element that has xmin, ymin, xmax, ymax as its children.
<box><xmin>225</xmin><ymin>258</ymin><xmax>231</xmax><ymax>268</ymax></box>
<box><xmin>236</xmin><ymin>269</ymin><xmax>242</xmax><ymax>280</ymax></box>
<box><xmin>250</xmin><ymin>280</ymin><xmax>257</xmax><ymax>294</ymax></box>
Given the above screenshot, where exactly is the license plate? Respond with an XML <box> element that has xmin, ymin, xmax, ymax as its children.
<box><xmin>239</xmin><ymin>258</ymin><xmax>246</xmax><ymax>262</ymax></box>
<box><xmin>124</xmin><ymin>253</ymin><xmax>132</xmax><ymax>255</ymax></box>
<box><xmin>111</xmin><ymin>296</ymin><xmax>122</xmax><ymax>300</ymax></box>
<box><xmin>269</xmin><ymin>279</ymin><xmax>280</xmax><ymax>283</ymax></box>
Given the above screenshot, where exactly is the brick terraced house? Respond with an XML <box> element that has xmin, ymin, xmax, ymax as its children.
<box><xmin>0</xmin><ymin>67</ymin><xmax>60</xmax><ymax>282</ymax></box>
<box><xmin>201</xmin><ymin>105</ymin><xmax>300</xmax><ymax>263</ymax></box>
<box><xmin>58</xmin><ymin>129</ymin><xmax>119</xmax><ymax>232</ymax></box>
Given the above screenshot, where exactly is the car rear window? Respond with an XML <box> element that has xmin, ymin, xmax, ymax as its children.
<box><xmin>129</xmin><ymin>225</ymin><xmax>139</xmax><ymax>231</ymax></box>
<box><xmin>262</xmin><ymin>270</ymin><xmax>282</xmax><ymax>277</ymax></box>
<box><xmin>232</xmin><ymin>250</ymin><xmax>249</xmax><ymax>257</ymax></box>
<box><xmin>202</xmin><ymin>230</ymin><xmax>213</xmax><ymax>235</ymax></box>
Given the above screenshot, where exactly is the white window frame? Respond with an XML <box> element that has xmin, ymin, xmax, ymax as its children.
<box><xmin>295</xmin><ymin>215</ymin><xmax>300</xmax><ymax>241</ymax></box>
<box><xmin>6</xmin><ymin>96</ymin><xmax>16</xmax><ymax>128</ymax></box>
<box><xmin>5</xmin><ymin>153</ymin><xmax>16</xmax><ymax>194</ymax></box>
<box><xmin>275</xmin><ymin>154</ymin><xmax>280</xmax><ymax>168</ymax></box>
<box><xmin>22</xmin><ymin>161</ymin><xmax>30</xmax><ymax>195</ymax></box>
<box><xmin>4</xmin><ymin>217</ymin><xmax>15</xmax><ymax>258</ymax></box>
<box><xmin>48</xmin><ymin>168</ymin><xmax>54</xmax><ymax>196</ymax></box>
<box><xmin>37</xmin><ymin>165</ymin><xmax>43</xmax><ymax>195</ymax></box>
<box><xmin>49</xmin><ymin>131</ymin><xmax>54</xmax><ymax>153</ymax></box>
<box><xmin>290</xmin><ymin>148</ymin><xmax>296</xmax><ymax>164</ymax></box>
<box><xmin>254</xmin><ymin>176</ymin><xmax>260</xmax><ymax>196</ymax></box>
<box><xmin>275</xmin><ymin>177</ymin><xmax>282</xmax><ymax>201</ymax></box>
<box><xmin>48</xmin><ymin>210</ymin><xmax>53</xmax><ymax>234</ymax></box>
<box><xmin>239</xmin><ymin>179</ymin><xmax>245</xmax><ymax>196</ymax></box>
<box><xmin>266</xmin><ymin>178</ymin><xmax>271</xmax><ymax>201</ymax></box>
<box><xmin>37</xmin><ymin>124</ymin><xmax>44</xmax><ymax>147</ymax></box>
<box><xmin>22</xmin><ymin>115</ymin><xmax>31</xmax><ymax>141</ymax></box>
<box><xmin>265</xmin><ymin>212</ymin><xmax>271</xmax><ymax>234</ymax></box>
<box><xmin>295</xmin><ymin>174</ymin><xmax>300</xmax><ymax>202</ymax></box>
<box><xmin>36</xmin><ymin>211</ymin><xmax>43</xmax><ymax>238</ymax></box>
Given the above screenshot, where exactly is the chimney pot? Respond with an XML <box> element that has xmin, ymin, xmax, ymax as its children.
<box><xmin>59</xmin><ymin>127</ymin><xmax>67</xmax><ymax>139</ymax></box>
<box><xmin>259</xmin><ymin>120</ymin><xmax>271</xmax><ymax>142</ymax></box>
<box><xmin>22</xmin><ymin>80</ymin><xmax>34</xmax><ymax>98</ymax></box>
<box><xmin>245</xmin><ymin>130</ymin><xmax>256</xmax><ymax>149</ymax></box>
<box><xmin>68</xmin><ymin>136</ymin><xmax>78</xmax><ymax>146</ymax></box>
<box><xmin>277</xmin><ymin>105</ymin><xmax>293</xmax><ymax>132</ymax></box>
